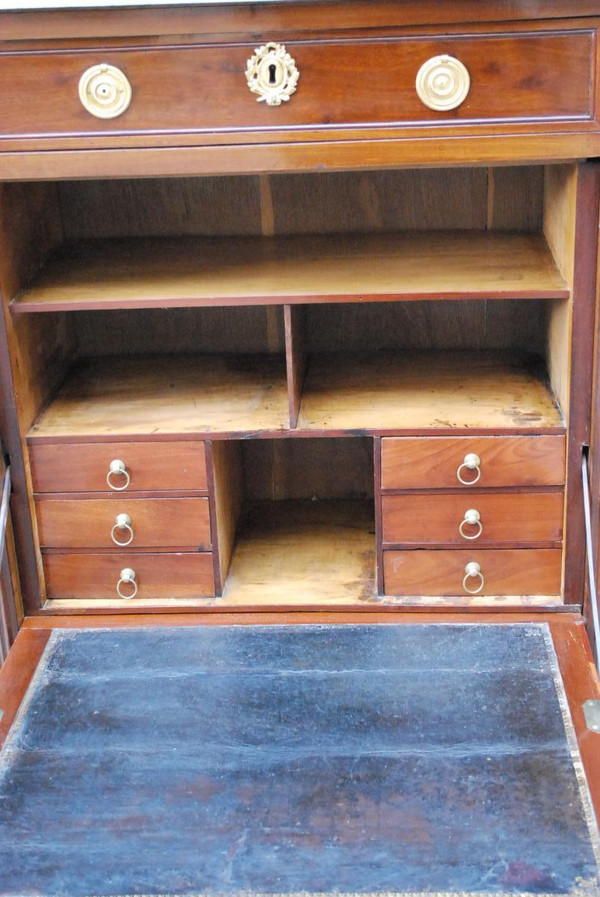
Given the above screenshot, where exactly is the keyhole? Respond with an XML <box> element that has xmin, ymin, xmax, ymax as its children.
<box><xmin>268</xmin><ymin>63</ymin><xmax>277</xmax><ymax>85</ymax></box>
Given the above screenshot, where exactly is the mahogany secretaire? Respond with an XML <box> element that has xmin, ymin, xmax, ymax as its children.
<box><xmin>1</xmin><ymin>3</ymin><xmax>600</xmax><ymax>893</ymax></box>
<box><xmin>2</xmin><ymin>0</ymin><xmax>600</xmax><ymax>616</ymax></box>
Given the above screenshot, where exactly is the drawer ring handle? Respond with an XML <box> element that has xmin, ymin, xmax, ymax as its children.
<box><xmin>463</xmin><ymin>561</ymin><xmax>484</xmax><ymax>595</ymax></box>
<box><xmin>457</xmin><ymin>453</ymin><xmax>481</xmax><ymax>485</ymax></box>
<box><xmin>459</xmin><ymin>509</ymin><xmax>482</xmax><ymax>540</ymax></box>
<box><xmin>117</xmin><ymin>567</ymin><xmax>138</xmax><ymax>600</ymax></box>
<box><xmin>111</xmin><ymin>513</ymin><xmax>134</xmax><ymax>547</ymax></box>
<box><xmin>107</xmin><ymin>459</ymin><xmax>130</xmax><ymax>491</ymax></box>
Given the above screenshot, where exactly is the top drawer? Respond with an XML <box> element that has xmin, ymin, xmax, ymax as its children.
<box><xmin>29</xmin><ymin>441</ymin><xmax>208</xmax><ymax>494</ymax></box>
<box><xmin>381</xmin><ymin>435</ymin><xmax>566</xmax><ymax>490</ymax></box>
<box><xmin>0</xmin><ymin>25</ymin><xmax>596</xmax><ymax>150</ymax></box>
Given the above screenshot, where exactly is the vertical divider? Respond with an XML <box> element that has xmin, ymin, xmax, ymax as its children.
<box><xmin>373</xmin><ymin>436</ymin><xmax>384</xmax><ymax>597</ymax></box>
<box><xmin>284</xmin><ymin>304</ymin><xmax>307</xmax><ymax>429</ymax></box>
<box><xmin>205</xmin><ymin>440</ymin><xmax>243</xmax><ymax>597</ymax></box>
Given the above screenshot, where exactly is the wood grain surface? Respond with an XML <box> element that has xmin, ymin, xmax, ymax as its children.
<box><xmin>29</xmin><ymin>355</ymin><xmax>290</xmax><ymax>439</ymax></box>
<box><xmin>284</xmin><ymin>305</ymin><xmax>307</xmax><ymax>429</ymax></box>
<box><xmin>29</xmin><ymin>440</ymin><xmax>208</xmax><ymax>494</ymax></box>
<box><xmin>298</xmin><ymin>351</ymin><xmax>564</xmax><ymax>433</ymax></box>
<box><xmin>1</xmin><ymin>1</ymin><xmax>599</xmax><ymax>41</ymax></box>
<box><xmin>222</xmin><ymin>500</ymin><xmax>376</xmax><ymax>605</ymax></box>
<box><xmin>384</xmin><ymin>548</ymin><xmax>562</xmax><ymax>597</ymax></box>
<box><xmin>381</xmin><ymin>435</ymin><xmax>566</xmax><ymax>490</ymax></box>
<box><xmin>382</xmin><ymin>491</ymin><xmax>564</xmax><ymax>546</ymax></box>
<box><xmin>241</xmin><ymin>437</ymin><xmax>374</xmax><ymax>501</ymax></box>
<box><xmin>36</xmin><ymin>497</ymin><xmax>211</xmax><ymax>550</ymax></box>
<box><xmin>42</xmin><ymin>552</ymin><xmax>215</xmax><ymax>600</ymax></box>
<box><xmin>0</xmin><ymin>27</ymin><xmax>593</xmax><ymax>153</ymax></box>
<box><xmin>207</xmin><ymin>440</ymin><xmax>242</xmax><ymax>595</ymax></box>
<box><xmin>27</xmin><ymin>350</ymin><xmax>565</xmax><ymax>441</ymax></box>
<box><xmin>12</xmin><ymin>232</ymin><xmax>568</xmax><ymax>313</ymax></box>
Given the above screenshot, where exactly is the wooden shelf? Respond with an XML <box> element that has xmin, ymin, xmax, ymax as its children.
<box><xmin>298</xmin><ymin>350</ymin><xmax>564</xmax><ymax>433</ymax></box>
<box><xmin>12</xmin><ymin>232</ymin><xmax>568</xmax><ymax>313</ymax></box>
<box><xmin>221</xmin><ymin>500</ymin><xmax>376</xmax><ymax>606</ymax></box>
<box><xmin>28</xmin><ymin>354</ymin><xmax>290</xmax><ymax>440</ymax></box>
<box><xmin>28</xmin><ymin>350</ymin><xmax>563</xmax><ymax>441</ymax></box>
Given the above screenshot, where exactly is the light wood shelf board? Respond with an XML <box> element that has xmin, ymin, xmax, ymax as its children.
<box><xmin>221</xmin><ymin>499</ymin><xmax>376</xmax><ymax>605</ymax></box>
<box><xmin>298</xmin><ymin>350</ymin><xmax>564</xmax><ymax>432</ymax></box>
<box><xmin>29</xmin><ymin>354</ymin><xmax>290</xmax><ymax>439</ymax></box>
<box><xmin>377</xmin><ymin>596</ymin><xmax>566</xmax><ymax>608</ymax></box>
<box><xmin>12</xmin><ymin>231</ymin><xmax>568</xmax><ymax>312</ymax></box>
<box><xmin>28</xmin><ymin>350</ymin><xmax>564</xmax><ymax>440</ymax></box>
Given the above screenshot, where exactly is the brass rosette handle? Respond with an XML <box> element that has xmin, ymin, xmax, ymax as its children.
<box><xmin>416</xmin><ymin>55</ymin><xmax>470</xmax><ymax>111</ymax></box>
<box><xmin>79</xmin><ymin>63</ymin><xmax>132</xmax><ymax>119</ymax></box>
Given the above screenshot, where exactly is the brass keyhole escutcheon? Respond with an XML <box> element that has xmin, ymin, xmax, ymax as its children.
<box><xmin>245</xmin><ymin>42</ymin><xmax>299</xmax><ymax>106</ymax></box>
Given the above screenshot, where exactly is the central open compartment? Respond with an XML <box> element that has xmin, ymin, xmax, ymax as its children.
<box><xmin>215</xmin><ymin>437</ymin><xmax>376</xmax><ymax>605</ymax></box>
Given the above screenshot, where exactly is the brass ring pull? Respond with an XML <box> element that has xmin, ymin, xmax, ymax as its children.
<box><xmin>117</xmin><ymin>567</ymin><xmax>137</xmax><ymax>599</ymax></box>
<box><xmin>457</xmin><ymin>453</ymin><xmax>481</xmax><ymax>485</ymax></box>
<box><xmin>463</xmin><ymin>561</ymin><xmax>484</xmax><ymax>595</ymax></box>
<box><xmin>111</xmin><ymin>513</ymin><xmax>134</xmax><ymax>547</ymax></box>
<box><xmin>459</xmin><ymin>509</ymin><xmax>483</xmax><ymax>541</ymax></box>
<box><xmin>107</xmin><ymin>459</ymin><xmax>130</xmax><ymax>491</ymax></box>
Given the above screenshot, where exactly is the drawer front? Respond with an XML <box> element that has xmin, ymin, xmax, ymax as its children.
<box><xmin>383</xmin><ymin>549</ymin><xmax>561</xmax><ymax>597</ymax></box>
<box><xmin>29</xmin><ymin>441</ymin><xmax>208</xmax><ymax>493</ymax></box>
<box><xmin>36</xmin><ymin>497</ymin><xmax>211</xmax><ymax>549</ymax></box>
<box><xmin>43</xmin><ymin>552</ymin><xmax>215</xmax><ymax>600</ymax></box>
<box><xmin>382</xmin><ymin>492</ymin><xmax>563</xmax><ymax>545</ymax></box>
<box><xmin>0</xmin><ymin>27</ymin><xmax>594</xmax><ymax>148</ymax></box>
<box><xmin>381</xmin><ymin>435</ymin><xmax>566</xmax><ymax>490</ymax></box>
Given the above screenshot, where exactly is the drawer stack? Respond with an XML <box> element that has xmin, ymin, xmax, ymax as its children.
<box><xmin>380</xmin><ymin>435</ymin><xmax>566</xmax><ymax>599</ymax></box>
<box><xmin>29</xmin><ymin>441</ymin><xmax>215</xmax><ymax>601</ymax></box>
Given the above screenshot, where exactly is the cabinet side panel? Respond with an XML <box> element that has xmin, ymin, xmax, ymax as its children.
<box><xmin>562</xmin><ymin>163</ymin><xmax>600</xmax><ymax>606</ymax></box>
<box><xmin>0</xmin><ymin>182</ymin><xmax>71</xmax><ymax>612</ymax></box>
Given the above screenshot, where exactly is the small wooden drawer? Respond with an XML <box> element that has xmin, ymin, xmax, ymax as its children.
<box><xmin>36</xmin><ymin>497</ymin><xmax>211</xmax><ymax>549</ymax></box>
<box><xmin>381</xmin><ymin>435</ymin><xmax>566</xmax><ymax>490</ymax></box>
<box><xmin>0</xmin><ymin>26</ymin><xmax>594</xmax><ymax>151</ymax></box>
<box><xmin>29</xmin><ymin>441</ymin><xmax>207</xmax><ymax>494</ymax></box>
<box><xmin>383</xmin><ymin>549</ymin><xmax>562</xmax><ymax>597</ymax></box>
<box><xmin>43</xmin><ymin>552</ymin><xmax>215</xmax><ymax>600</ymax></box>
<box><xmin>382</xmin><ymin>492</ymin><xmax>563</xmax><ymax>546</ymax></box>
